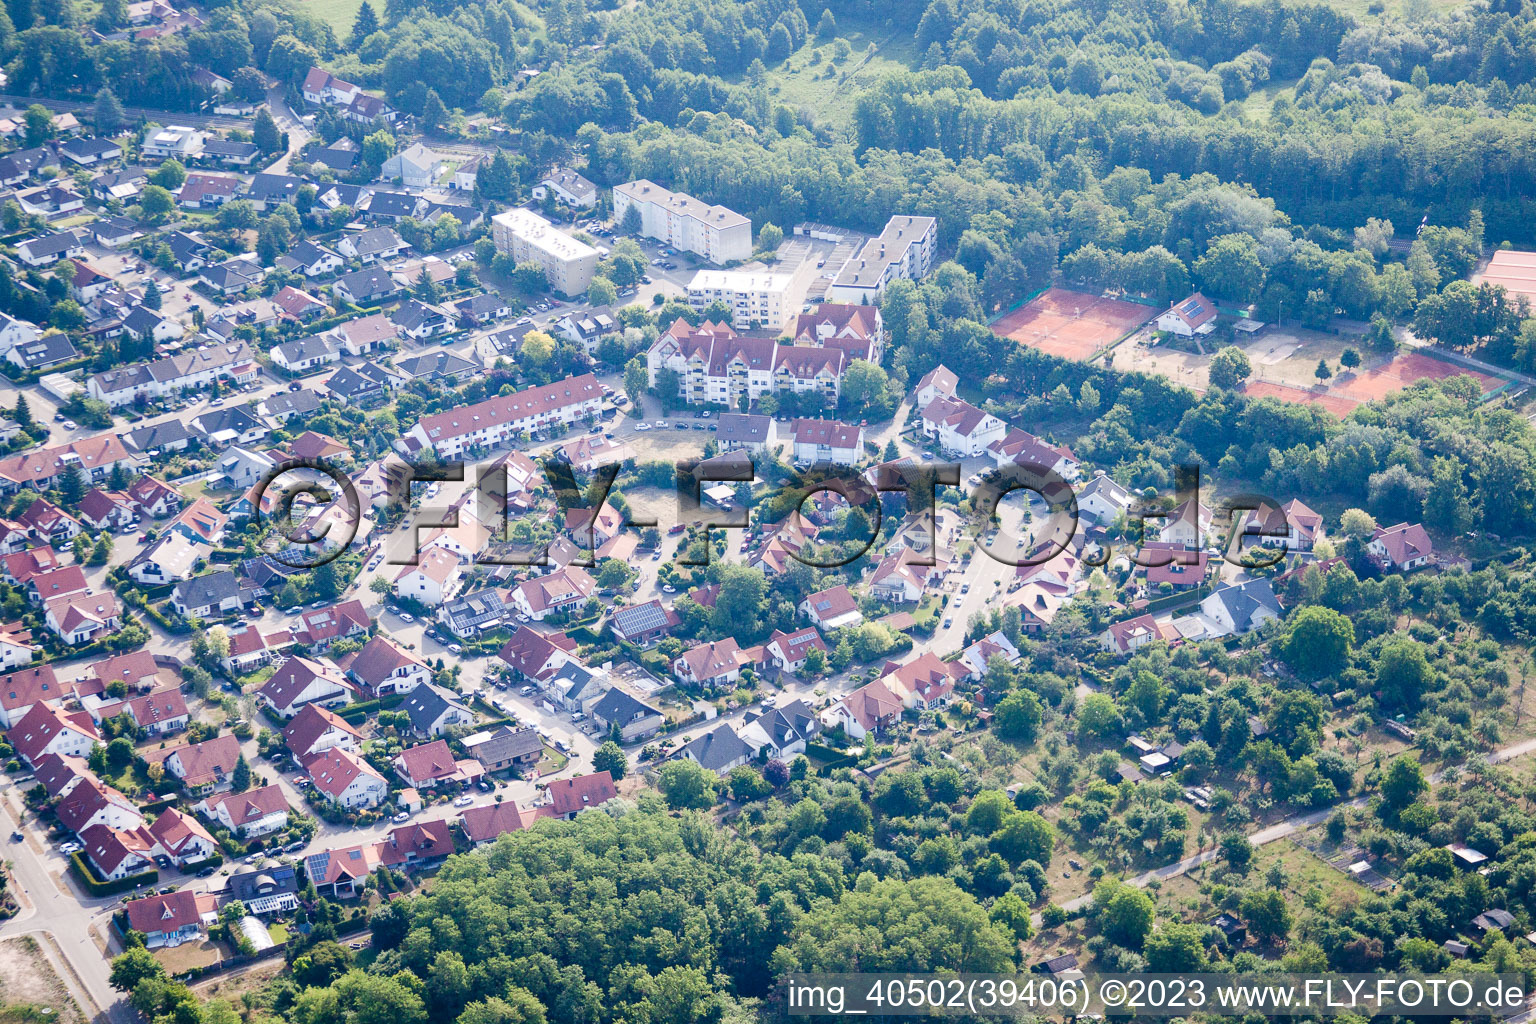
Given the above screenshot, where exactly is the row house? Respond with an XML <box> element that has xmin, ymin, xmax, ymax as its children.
<box><xmin>400</xmin><ymin>373</ymin><xmax>603</xmax><ymax>460</ymax></box>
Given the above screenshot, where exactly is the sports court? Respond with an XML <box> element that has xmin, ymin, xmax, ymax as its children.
<box><xmin>1245</xmin><ymin>350</ymin><xmax>1504</xmax><ymax>417</ymax></box>
<box><xmin>1476</xmin><ymin>249</ymin><xmax>1536</xmax><ymax>307</ymax></box>
<box><xmin>991</xmin><ymin>287</ymin><xmax>1154</xmax><ymax>362</ymax></box>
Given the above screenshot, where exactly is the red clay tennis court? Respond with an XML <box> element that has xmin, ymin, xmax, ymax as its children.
<box><xmin>1245</xmin><ymin>351</ymin><xmax>1504</xmax><ymax>417</ymax></box>
<box><xmin>991</xmin><ymin>287</ymin><xmax>1154</xmax><ymax>362</ymax></box>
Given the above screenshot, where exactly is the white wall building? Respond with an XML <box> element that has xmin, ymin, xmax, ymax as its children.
<box><xmin>827</xmin><ymin>215</ymin><xmax>937</xmax><ymax>304</ymax></box>
<box><xmin>613</xmin><ymin>180</ymin><xmax>752</xmax><ymax>264</ymax></box>
<box><xmin>490</xmin><ymin>208</ymin><xmax>599</xmax><ymax>297</ymax></box>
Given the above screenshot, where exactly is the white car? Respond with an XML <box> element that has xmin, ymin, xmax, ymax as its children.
<box><xmin>392</xmin><ymin>811</ymin><xmax>409</xmax><ymax>823</ymax></box>
<box><xmin>399</xmin><ymin>612</ymin><xmax>415</xmax><ymax>623</ymax></box>
<box><xmin>635</xmin><ymin>423</ymin><xmax>651</xmax><ymax>432</ymax></box>
<box><xmin>454</xmin><ymin>795</ymin><xmax>474</xmax><ymax>807</ymax></box>
<box><xmin>654</xmin><ymin>419</ymin><xmax>665</xmax><ymax>427</ymax></box>
<box><xmin>58</xmin><ymin>841</ymin><xmax>82</xmax><ymax>855</ymax></box>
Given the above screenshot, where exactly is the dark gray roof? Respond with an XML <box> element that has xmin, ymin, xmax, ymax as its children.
<box><xmin>202</xmin><ymin>139</ymin><xmax>260</xmax><ymax>161</ymax></box>
<box><xmin>336</xmin><ymin>266</ymin><xmax>398</xmax><ymax>301</ymax></box>
<box><xmin>590</xmin><ymin>686</ymin><xmax>660</xmax><ymax>726</ymax></box>
<box><xmin>1207</xmin><ymin>578</ymin><xmax>1281</xmax><ymax>632</ymax></box>
<box><xmin>402</xmin><ymin>683</ymin><xmax>470</xmax><ymax>734</ymax></box>
<box><xmin>366</xmin><ymin>190</ymin><xmax>418</xmax><ymax>218</ymax></box>
<box><xmin>273</xmin><ymin>335</ymin><xmax>335</xmax><ymax>364</ymax></box>
<box><xmin>190</xmin><ymin>405</ymin><xmax>263</xmax><ymax>440</ymax></box>
<box><xmin>716</xmin><ymin>413</ymin><xmax>772</xmax><ymax>445</ymax></box>
<box><xmin>248</xmin><ymin>172</ymin><xmax>304</xmax><ymax>203</ymax></box>
<box><xmin>678</xmin><ymin>725</ymin><xmax>752</xmax><ymax>772</ymax></box>
<box><xmin>463</xmin><ymin>724</ymin><xmax>541</xmax><ymax>763</ymax></box>
<box><xmin>172</xmin><ymin>569</ymin><xmax>242</xmax><ymax>610</ymax></box>
<box><xmin>390</xmin><ymin>299</ymin><xmax>448</xmax><ymax>333</ymax></box>
<box><xmin>59</xmin><ymin>136</ymin><xmax>121</xmax><ymax>160</ymax></box>
<box><xmin>394</xmin><ymin>350</ymin><xmax>476</xmax><ymax>380</ymax></box>
<box><xmin>227</xmin><ymin>864</ymin><xmax>298</xmax><ymax>901</ymax></box>
<box><xmin>8</xmin><ymin>332</ymin><xmax>76</xmax><ymax>368</ymax></box>
<box><xmin>345</xmin><ymin>226</ymin><xmax>403</xmax><ymax>256</ymax></box>
<box><xmin>261</xmin><ymin>390</ymin><xmax>322</xmax><ymax>418</ymax></box>
<box><xmin>18</xmin><ymin>231</ymin><xmax>82</xmax><ymax>259</ymax></box>
<box><xmin>125</xmin><ymin>417</ymin><xmax>194</xmax><ymax>452</ymax></box>
<box><xmin>0</xmin><ymin>147</ymin><xmax>51</xmax><ymax>179</ymax></box>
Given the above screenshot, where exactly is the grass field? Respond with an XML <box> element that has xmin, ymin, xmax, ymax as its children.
<box><xmin>761</xmin><ymin>25</ymin><xmax>919</xmax><ymax>136</ymax></box>
<box><xmin>302</xmin><ymin>0</ymin><xmax>365</xmax><ymax>38</ymax></box>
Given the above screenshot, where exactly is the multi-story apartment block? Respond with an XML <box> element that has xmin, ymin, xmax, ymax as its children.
<box><xmin>646</xmin><ymin>319</ymin><xmax>850</xmax><ymax>408</ymax></box>
<box><xmin>490</xmin><ymin>208</ymin><xmax>600</xmax><ymax>297</ymax></box>
<box><xmin>827</xmin><ymin>215</ymin><xmax>937</xmax><ymax>304</ymax></box>
<box><xmin>612</xmin><ymin>180</ymin><xmax>752</xmax><ymax>264</ymax></box>
<box><xmin>685</xmin><ymin>258</ymin><xmax>816</xmax><ymax>331</ymax></box>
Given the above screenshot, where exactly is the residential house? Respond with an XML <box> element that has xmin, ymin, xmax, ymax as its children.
<box><xmin>381</xmin><ymin>143</ymin><xmax>445</xmax><ymax>187</ymax></box>
<box><xmin>282</xmin><ymin>703</ymin><xmax>362</xmax><ymax>761</ymax></box>
<box><xmin>609</xmin><ymin>600</ymin><xmax>679</xmax><ymax>645</ymax></box>
<box><xmin>676</xmin><ymin>725</ymin><xmax>752</xmax><ymax>776</ymax></box>
<box><xmin>392</xmin><ymin>547</ymin><xmax>464</xmax><ymax>607</ymax></box>
<box><xmin>7</xmin><ymin>702</ymin><xmax>99</xmax><ymax>764</ymax></box>
<box><xmin>341</xmin><ymin>635</ymin><xmax>429</xmax><ymax>697</ymax></box>
<box><xmin>1369</xmin><ymin>522</ymin><xmax>1435</xmax><ymax>571</ymax></box>
<box><xmin>125</xmin><ymin>890</ymin><xmax>218</xmax><ymax>947</ymax></box>
<box><xmin>195</xmin><ymin>785</ymin><xmax>290</xmax><ymax>838</ymax></box>
<box><xmin>538</xmin><ymin>770</ymin><xmax>617</xmax><ymax>820</ymax></box>
<box><xmin>588</xmin><ymin>687</ymin><xmax>665</xmax><ymax>742</ymax></box>
<box><xmin>169</xmin><ymin>570</ymin><xmax>243</xmax><ymax>618</ymax></box>
<box><xmin>921</xmin><ymin>396</ymin><xmax>1007</xmax><ymax>457</ymax></box>
<box><xmin>800</xmin><ymin>585</ymin><xmax>862</xmax><ymax>632</ymax></box>
<box><xmin>400</xmin><ymin>683</ymin><xmax>473</xmax><ymax>738</ymax></box>
<box><xmin>160</xmin><ymin>734</ymin><xmax>241</xmax><ymax>794</ymax></box>
<box><xmin>256</xmin><ymin>656</ymin><xmax>355</xmax><ymax>718</ymax></box>
<box><xmin>461</xmin><ymin>725</ymin><xmax>542</xmax><ymax>773</ymax></box>
<box><xmin>333</xmin><ymin>266</ymin><xmax>400</xmax><ymax>306</ymax></box>
<box><xmin>271</xmin><ymin>334</ymin><xmax>339</xmax><ymax>374</ymax></box>
<box><xmin>304</xmin><ymin>746</ymin><xmax>387</xmax><ymax>809</ymax></box>
<box><xmin>393</xmin><ymin>738</ymin><xmax>482</xmax><ymax>789</ymax></box>
<box><xmin>511</xmin><ymin>565</ymin><xmax>595</xmax><ymax>621</ymax></box>
<box><xmin>533</xmin><ymin>168</ymin><xmax>598</xmax><ymax>207</ymax></box>
<box><xmin>45</xmin><ymin>591</ymin><xmax>122</xmax><ymax>645</ymax></box>
<box><xmin>791</xmin><ymin>419</ymin><xmax>864</xmax><ymax>466</ymax></box>
<box><xmin>673</xmin><ymin>638</ymin><xmax>746</xmax><ymax>689</ymax></box>
<box><xmin>822</xmin><ymin>678</ymin><xmax>904</xmax><ymax>739</ymax></box>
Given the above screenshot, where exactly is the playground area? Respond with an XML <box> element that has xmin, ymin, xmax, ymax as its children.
<box><xmin>991</xmin><ymin>288</ymin><xmax>1154</xmax><ymax>362</ymax></box>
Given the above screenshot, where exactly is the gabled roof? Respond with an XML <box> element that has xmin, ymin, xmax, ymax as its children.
<box><xmin>200</xmin><ymin>784</ymin><xmax>289</xmax><ymax>826</ymax></box>
<box><xmin>303</xmin><ymin>745</ymin><xmax>383</xmax><ymax>800</ymax></box>
<box><xmin>282</xmin><ymin>703</ymin><xmax>362</xmax><ymax>758</ymax></box>
<box><xmin>125</xmin><ymin>890</ymin><xmax>216</xmax><ymax>939</ymax></box>
<box><xmin>8</xmin><ymin>701</ymin><xmax>99</xmax><ymax>763</ymax></box>
<box><xmin>459</xmin><ymin>800</ymin><xmax>544</xmax><ymax>843</ymax></box>
<box><xmin>678</xmin><ymin>725</ymin><xmax>752</xmax><ymax>772</ymax></box>
<box><xmin>543</xmin><ymin>770</ymin><xmax>617</xmax><ymax>815</ymax></box>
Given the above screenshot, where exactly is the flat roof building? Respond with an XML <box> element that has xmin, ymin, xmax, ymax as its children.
<box><xmin>491</xmin><ymin>208</ymin><xmax>600</xmax><ymax>297</ymax></box>
<box><xmin>827</xmin><ymin>215</ymin><xmax>937</xmax><ymax>304</ymax></box>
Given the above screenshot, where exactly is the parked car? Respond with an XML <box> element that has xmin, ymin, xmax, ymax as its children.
<box><xmin>454</xmin><ymin>795</ymin><xmax>474</xmax><ymax>807</ymax></box>
<box><xmin>9</xmin><ymin>831</ymin><xmax>22</xmax><ymax>842</ymax></box>
<box><xmin>392</xmin><ymin>811</ymin><xmax>409</xmax><ymax>823</ymax></box>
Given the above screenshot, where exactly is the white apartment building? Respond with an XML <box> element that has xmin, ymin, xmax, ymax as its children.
<box><xmin>686</xmin><ymin>258</ymin><xmax>816</xmax><ymax>331</ymax></box>
<box><xmin>490</xmin><ymin>208</ymin><xmax>599</xmax><ymax>297</ymax></box>
<box><xmin>613</xmin><ymin>180</ymin><xmax>752</xmax><ymax>264</ymax></box>
<box><xmin>827</xmin><ymin>215</ymin><xmax>938</xmax><ymax>304</ymax></box>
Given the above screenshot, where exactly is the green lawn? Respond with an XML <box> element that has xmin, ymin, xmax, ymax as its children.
<box><xmin>302</xmin><ymin>0</ymin><xmax>365</xmax><ymax>37</ymax></box>
<box><xmin>761</xmin><ymin>25</ymin><xmax>919</xmax><ymax>136</ymax></box>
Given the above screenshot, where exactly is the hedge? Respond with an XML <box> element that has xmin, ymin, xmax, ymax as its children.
<box><xmin>70</xmin><ymin>851</ymin><xmax>158</xmax><ymax>896</ymax></box>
